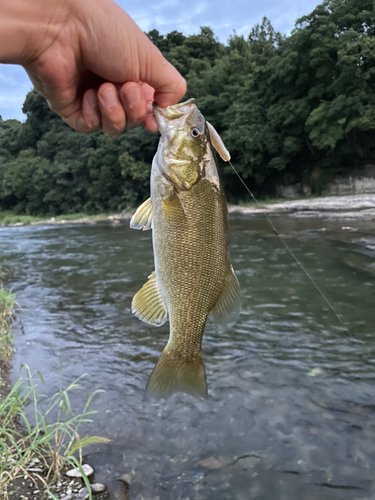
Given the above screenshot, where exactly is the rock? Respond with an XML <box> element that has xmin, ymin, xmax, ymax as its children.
<box><xmin>114</xmin><ymin>480</ymin><xmax>130</xmax><ymax>500</ymax></box>
<box><xmin>198</xmin><ymin>456</ymin><xmax>228</xmax><ymax>470</ymax></box>
<box><xmin>60</xmin><ymin>495</ymin><xmax>74</xmax><ymax>500</ymax></box>
<box><xmin>77</xmin><ymin>487</ymin><xmax>89</xmax><ymax>500</ymax></box>
<box><xmin>77</xmin><ymin>483</ymin><xmax>106</xmax><ymax>499</ymax></box>
<box><xmin>65</xmin><ymin>463</ymin><xmax>94</xmax><ymax>478</ymax></box>
<box><xmin>117</xmin><ymin>470</ymin><xmax>136</xmax><ymax>485</ymax></box>
<box><xmin>308</xmin><ymin>367</ymin><xmax>323</xmax><ymax>377</ymax></box>
<box><xmin>91</xmin><ymin>483</ymin><xmax>107</xmax><ymax>493</ymax></box>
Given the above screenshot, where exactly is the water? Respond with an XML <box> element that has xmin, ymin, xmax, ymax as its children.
<box><xmin>1</xmin><ymin>214</ymin><xmax>375</xmax><ymax>499</ymax></box>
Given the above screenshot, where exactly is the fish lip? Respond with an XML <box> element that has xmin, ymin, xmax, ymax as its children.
<box><xmin>153</xmin><ymin>104</ymin><xmax>164</xmax><ymax>132</ymax></box>
<box><xmin>153</xmin><ymin>98</ymin><xmax>197</xmax><ymax>132</ymax></box>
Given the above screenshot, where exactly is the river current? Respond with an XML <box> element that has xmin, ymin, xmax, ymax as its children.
<box><xmin>1</xmin><ymin>213</ymin><xmax>375</xmax><ymax>499</ymax></box>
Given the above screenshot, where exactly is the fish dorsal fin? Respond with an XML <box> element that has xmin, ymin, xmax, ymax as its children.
<box><xmin>132</xmin><ymin>272</ymin><xmax>168</xmax><ymax>326</ymax></box>
<box><xmin>206</xmin><ymin>122</ymin><xmax>231</xmax><ymax>162</ymax></box>
<box><xmin>209</xmin><ymin>265</ymin><xmax>241</xmax><ymax>332</ymax></box>
<box><xmin>130</xmin><ymin>197</ymin><xmax>153</xmax><ymax>230</ymax></box>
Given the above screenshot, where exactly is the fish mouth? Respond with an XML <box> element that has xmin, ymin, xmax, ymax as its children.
<box><xmin>153</xmin><ymin>98</ymin><xmax>197</xmax><ymax>132</ymax></box>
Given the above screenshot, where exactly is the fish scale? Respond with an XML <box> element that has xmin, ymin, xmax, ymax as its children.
<box><xmin>154</xmin><ymin>178</ymin><xmax>228</xmax><ymax>355</ymax></box>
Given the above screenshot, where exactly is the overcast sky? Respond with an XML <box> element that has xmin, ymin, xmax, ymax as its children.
<box><xmin>0</xmin><ymin>0</ymin><xmax>320</xmax><ymax>121</ymax></box>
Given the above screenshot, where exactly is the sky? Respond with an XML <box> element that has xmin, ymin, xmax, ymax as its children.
<box><xmin>0</xmin><ymin>0</ymin><xmax>320</xmax><ymax>121</ymax></box>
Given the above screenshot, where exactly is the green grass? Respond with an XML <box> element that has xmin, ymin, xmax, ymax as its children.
<box><xmin>0</xmin><ymin>287</ymin><xmax>16</xmax><ymax>360</ymax></box>
<box><xmin>0</xmin><ymin>211</ymin><xmax>120</xmax><ymax>226</ymax></box>
<box><xmin>0</xmin><ymin>367</ymin><xmax>110</xmax><ymax>498</ymax></box>
<box><xmin>0</xmin><ymin>268</ymin><xmax>109</xmax><ymax>498</ymax></box>
<box><xmin>0</xmin><ymin>212</ymin><xmax>43</xmax><ymax>226</ymax></box>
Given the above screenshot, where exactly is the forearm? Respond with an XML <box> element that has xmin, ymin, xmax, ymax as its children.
<box><xmin>0</xmin><ymin>0</ymin><xmax>69</xmax><ymax>65</ymax></box>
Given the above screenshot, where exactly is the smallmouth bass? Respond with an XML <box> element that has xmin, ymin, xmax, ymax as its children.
<box><xmin>130</xmin><ymin>98</ymin><xmax>241</xmax><ymax>399</ymax></box>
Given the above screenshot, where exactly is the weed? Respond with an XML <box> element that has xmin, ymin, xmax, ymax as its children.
<box><xmin>0</xmin><ymin>259</ymin><xmax>109</xmax><ymax>499</ymax></box>
<box><xmin>0</xmin><ymin>287</ymin><xmax>16</xmax><ymax>360</ymax></box>
<box><xmin>0</xmin><ymin>367</ymin><xmax>110</xmax><ymax>498</ymax></box>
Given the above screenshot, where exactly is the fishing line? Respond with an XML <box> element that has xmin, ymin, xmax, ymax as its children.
<box><xmin>206</xmin><ymin>119</ymin><xmax>352</xmax><ymax>337</ymax></box>
<box><xmin>227</xmin><ymin>159</ymin><xmax>352</xmax><ymax>338</ymax></box>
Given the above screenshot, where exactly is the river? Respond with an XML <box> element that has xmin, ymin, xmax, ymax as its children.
<box><xmin>1</xmin><ymin>214</ymin><xmax>375</xmax><ymax>499</ymax></box>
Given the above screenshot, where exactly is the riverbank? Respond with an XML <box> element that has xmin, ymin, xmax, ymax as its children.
<box><xmin>229</xmin><ymin>193</ymin><xmax>375</xmax><ymax>220</ymax></box>
<box><xmin>0</xmin><ymin>212</ymin><xmax>113</xmax><ymax>227</ymax></box>
<box><xmin>0</xmin><ymin>281</ymin><xmax>110</xmax><ymax>500</ymax></box>
<box><xmin>1</xmin><ymin>193</ymin><xmax>375</xmax><ymax>228</ymax></box>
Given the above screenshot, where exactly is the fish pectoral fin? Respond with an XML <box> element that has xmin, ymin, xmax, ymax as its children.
<box><xmin>130</xmin><ymin>197</ymin><xmax>153</xmax><ymax>230</ymax></box>
<box><xmin>209</xmin><ymin>265</ymin><xmax>241</xmax><ymax>333</ymax></box>
<box><xmin>131</xmin><ymin>271</ymin><xmax>168</xmax><ymax>326</ymax></box>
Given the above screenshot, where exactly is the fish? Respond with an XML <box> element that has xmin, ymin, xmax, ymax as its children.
<box><xmin>130</xmin><ymin>98</ymin><xmax>241</xmax><ymax>400</ymax></box>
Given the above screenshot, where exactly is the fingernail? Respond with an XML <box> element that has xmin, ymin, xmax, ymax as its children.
<box><xmin>102</xmin><ymin>87</ymin><xmax>118</xmax><ymax>109</ymax></box>
<box><xmin>126</xmin><ymin>87</ymin><xmax>141</xmax><ymax>109</ymax></box>
<box><xmin>146</xmin><ymin>102</ymin><xmax>153</xmax><ymax>115</ymax></box>
<box><xmin>86</xmin><ymin>90</ymin><xmax>98</xmax><ymax>108</ymax></box>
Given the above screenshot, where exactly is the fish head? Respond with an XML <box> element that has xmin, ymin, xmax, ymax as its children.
<box><xmin>153</xmin><ymin>99</ymin><xmax>207</xmax><ymax>190</ymax></box>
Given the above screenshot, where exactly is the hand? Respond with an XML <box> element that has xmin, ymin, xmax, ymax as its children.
<box><xmin>1</xmin><ymin>0</ymin><xmax>186</xmax><ymax>135</ymax></box>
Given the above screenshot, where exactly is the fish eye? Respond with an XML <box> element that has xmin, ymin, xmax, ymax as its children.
<box><xmin>191</xmin><ymin>128</ymin><xmax>201</xmax><ymax>138</ymax></box>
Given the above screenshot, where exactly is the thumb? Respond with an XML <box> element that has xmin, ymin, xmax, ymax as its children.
<box><xmin>138</xmin><ymin>42</ymin><xmax>187</xmax><ymax>108</ymax></box>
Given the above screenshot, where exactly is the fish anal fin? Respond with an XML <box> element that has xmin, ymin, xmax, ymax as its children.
<box><xmin>146</xmin><ymin>348</ymin><xmax>207</xmax><ymax>400</ymax></box>
<box><xmin>210</xmin><ymin>265</ymin><xmax>241</xmax><ymax>333</ymax></box>
<box><xmin>130</xmin><ymin>197</ymin><xmax>153</xmax><ymax>230</ymax></box>
<box><xmin>131</xmin><ymin>272</ymin><xmax>167</xmax><ymax>326</ymax></box>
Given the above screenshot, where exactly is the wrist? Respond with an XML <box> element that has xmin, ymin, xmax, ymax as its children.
<box><xmin>0</xmin><ymin>0</ymin><xmax>70</xmax><ymax>65</ymax></box>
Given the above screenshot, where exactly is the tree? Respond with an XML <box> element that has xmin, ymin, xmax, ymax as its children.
<box><xmin>1</xmin><ymin>0</ymin><xmax>375</xmax><ymax>212</ymax></box>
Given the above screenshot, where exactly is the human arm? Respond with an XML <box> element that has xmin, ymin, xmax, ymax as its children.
<box><xmin>0</xmin><ymin>0</ymin><xmax>186</xmax><ymax>135</ymax></box>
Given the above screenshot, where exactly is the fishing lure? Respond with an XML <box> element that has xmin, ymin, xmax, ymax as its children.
<box><xmin>206</xmin><ymin>122</ymin><xmax>231</xmax><ymax>162</ymax></box>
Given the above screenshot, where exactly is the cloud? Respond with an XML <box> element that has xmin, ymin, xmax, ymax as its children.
<box><xmin>0</xmin><ymin>65</ymin><xmax>32</xmax><ymax>121</ymax></box>
<box><xmin>0</xmin><ymin>0</ymin><xmax>321</xmax><ymax>120</ymax></box>
<box><xmin>121</xmin><ymin>0</ymin><xmax>321</xmax><ymax>41</ymax></box>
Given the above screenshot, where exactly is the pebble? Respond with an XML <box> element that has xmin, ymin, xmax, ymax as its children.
<box><xmin>65</xmin><ymin>464</ymin><xmax>94</xmax><ymax>478</ymax></box>
<box><xmin>198</xmin><ymin>456</ymin><xmax>228</xmax><ymax>470</ymax></box>
<box><xmin>77</xmin><ymin>487</ymin><xmax>89</xmax><ymax>499</ymax></box>
<box><xmin>76</xmin><ymin>483</ymin><xmax>107</xmax><ymax>499</ymax></box>
<box><xmin>91</xmin><ymin>483</ymin><xmax>107</xmax><ymax>493</ymax></box>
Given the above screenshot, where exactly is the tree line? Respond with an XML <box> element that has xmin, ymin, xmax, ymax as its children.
<box><xmin>0</xmin><ymin>0</ymin><xmax>374</xmax><ymax>215</ymax></box>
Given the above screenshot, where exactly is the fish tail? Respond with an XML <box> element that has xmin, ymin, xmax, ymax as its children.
<box><xmin>145</xmin><ymin>347</ymin><xmax>207</xmax><ymax>400</ymax></box>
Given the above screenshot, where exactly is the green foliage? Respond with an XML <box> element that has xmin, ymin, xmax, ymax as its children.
<box><xmin>0</xmin><ymin>286</ymin><xmax>15</xmax><ymax>359</ymax></box>
<box><xmin>0</xmin><ymin>0</ymin><xmax>375</xmax><ymax>213</ymax></box>
<box><xmin>0</xmin><ymin>367</ymin><xmax>110</xmax><ymax>497</ymax></box>
<box><xmin>0</xmin><ymin>280</ymin><xmax>109</xmax><ymax>496</ymax></box>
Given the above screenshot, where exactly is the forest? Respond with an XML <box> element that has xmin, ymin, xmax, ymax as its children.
<box><xmin>0</xmin><ymin>0</ymin><xmax>374</xmax><ymax>215</ymax></box>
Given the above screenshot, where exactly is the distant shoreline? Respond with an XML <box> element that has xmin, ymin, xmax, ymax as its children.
<box><xmin>1</xmin><ymin>193</ymin><xmax>375</xmax><ymax>228</ymax></box>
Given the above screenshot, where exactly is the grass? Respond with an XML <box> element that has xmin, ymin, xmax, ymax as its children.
<box><xmin>0</xmin><ymin>210</ymin><xmax>122</xmax><ymax>226</ymax></box>
<box><xmin>0</xmin><ymin>266</ymin><xmax>110</xmax><ymax>498</ymax></box>
<box><xmin>0</xmin><ymin>263</ymin><xmax>16</xmax><ymax>360</ymax></box>
<box><xmin>0</xmin><ymin>368</ymin><xmax>110</xmax><ymax>499</ymax></box>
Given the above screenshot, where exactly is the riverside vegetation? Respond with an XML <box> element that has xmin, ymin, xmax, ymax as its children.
<box><xmin>0</xmin><ymin>0</ymin><xmax>374</xmax><ymax>218</ymax></box>
<box><xmin>0</xmin><ymin>264</ymin><xmax>110</xmax><ymax>499</ymax></box>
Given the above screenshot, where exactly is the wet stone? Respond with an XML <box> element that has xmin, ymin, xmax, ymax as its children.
<box><xmin>77</xmin><ymin>487</ymin><xmax>89</xmax><ymax>500</ymax></box>
<box><xmin>91</xmin><ymin>483</ymin><xmax>107</xmax><ymax>493</ymax></box>
<box><xmin>60</xmin><ymin>494</ymin><xmax>74</xmax><ymax>500</ymax></box>
<box><xmin>65</xmin><ymin>464</ymin><xmax>94</xmax><ymax>478</ymax></box>
<box><xmin>198</xmin><ymin>456</ymin><xmax>228</xmax><ymax>470</ymax></box>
